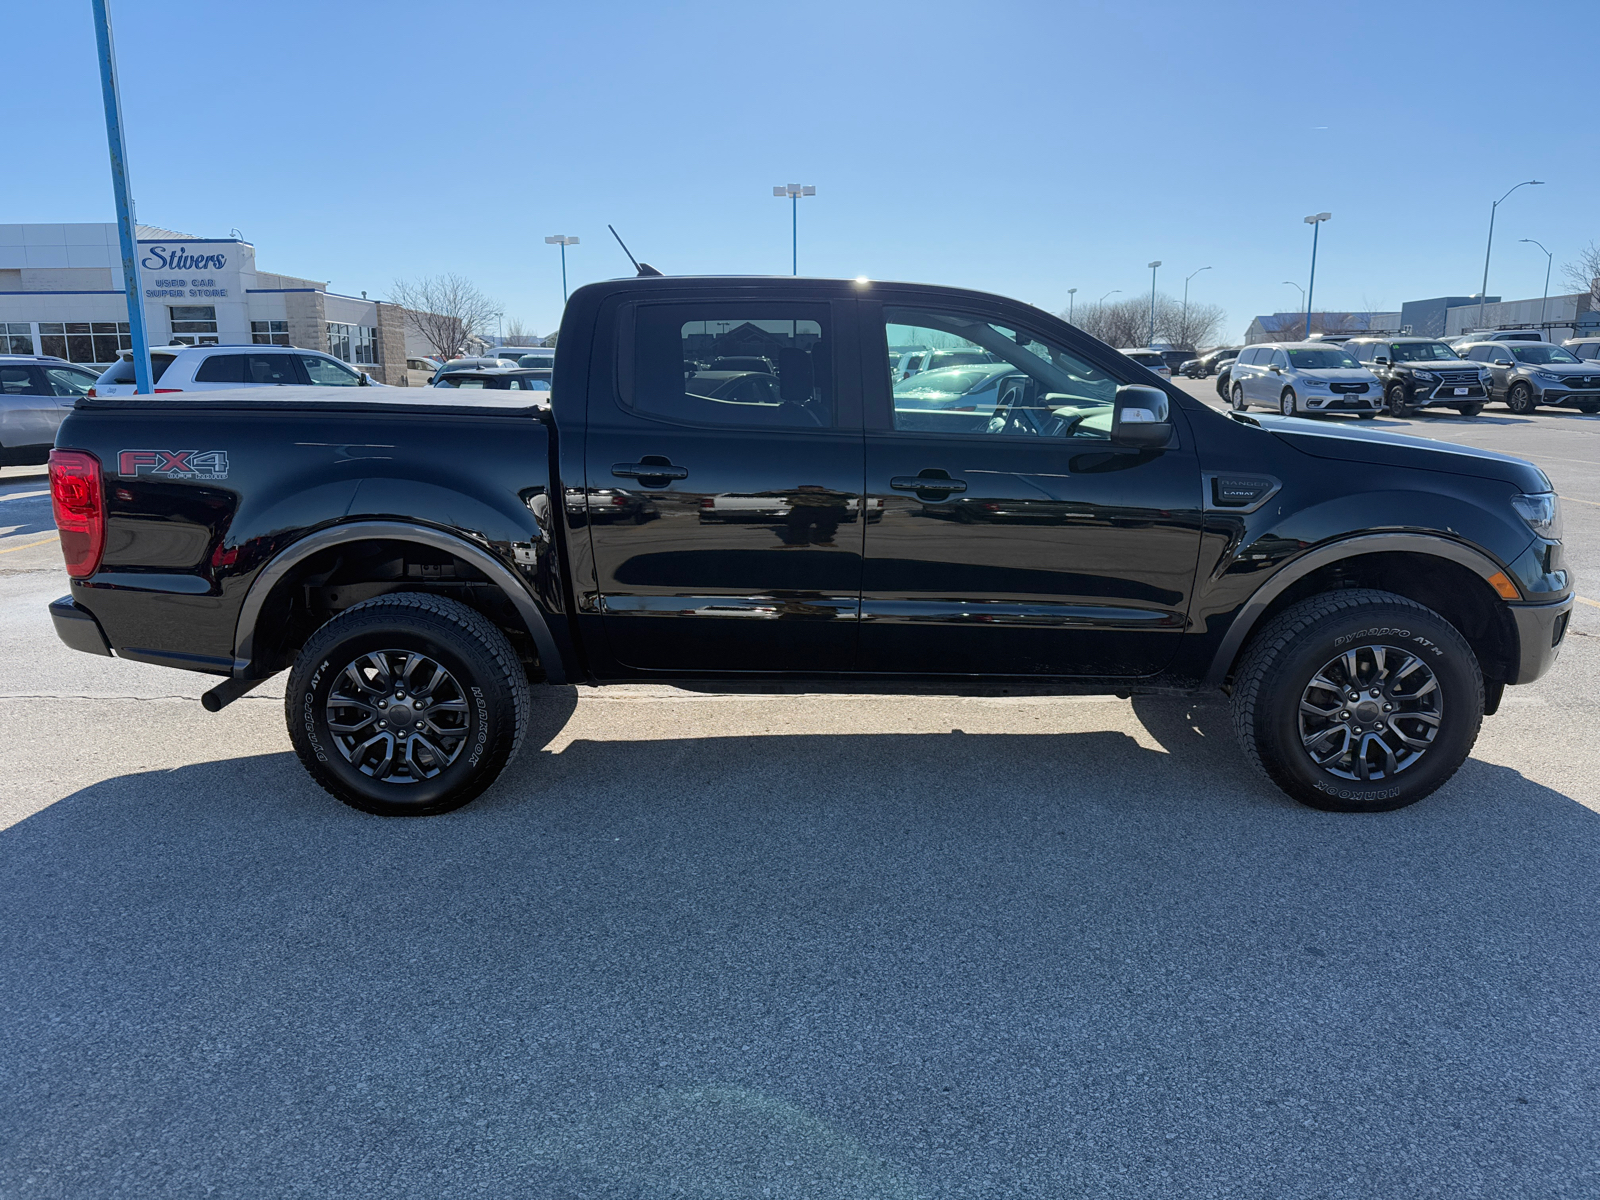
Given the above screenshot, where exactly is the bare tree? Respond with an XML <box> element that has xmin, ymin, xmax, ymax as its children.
<box><xmin>1561</xmin><ymin>241</ymin><xmax>1600</xmax><ymax>307</ymax></box>
<box><xmin>1064</xmin><ymin>292</ymin><xmax>1226</xmax><ymax>349</ymax></box>
<box><xmin>502</xmin><ymin>318</ymin><xmax>535</xmax><ymax>344</ymax></box>
<box><xmin>389</xmin><ymin>274</ymin><xmax>501</xmax><ymax>360</ymax></box>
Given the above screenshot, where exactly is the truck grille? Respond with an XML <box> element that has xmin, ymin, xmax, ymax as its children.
<box><xmin>1329</xmin><ymin>381</ymin><xmax>1370</xmax><ymax>394</ymax></box>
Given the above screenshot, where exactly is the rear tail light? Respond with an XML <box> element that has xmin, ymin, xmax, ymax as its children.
<box><xmin>86</xmin><ymin>386</ymin><xmax>96</xmax><ymax>398</ymax></box>
<box><xmin>49</xmin><ymin>450</ymin><xmax>106</xmax><ymax>578</ymax></box>
<box><xmin>611</xmin><ymin>496</ymin><xmax>629</xmax><ymax>506</ymax></box>
<box><xmin>154</xmin><ymin>388</ymin><xmax>183</xmax><ymax>393</ymax></box>
<box><xmin>700</xmin><ymin>498</ymin><xmax>715</xmax><ymax>508</ymax></box>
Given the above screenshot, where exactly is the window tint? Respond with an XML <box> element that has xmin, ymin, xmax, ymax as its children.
<box><xmin>99</xmin><ymin>353</ymin><xmax>178</xmax><ymax>384</ymax></box>
<box><xmin>627</xmin><ymin>304</ymin><xmax>831</xmax><ymax>428</ymax></box>
<box><xmin>883</xmin><ymin>306</ymin><xmax>1117</xmax><ymax>439</ymax></box>
<box><xmin>0</xmin><ymin>366</ymin><xmax>40</xmax><ymax>395</ymax></box>
<box><xmin>43</xmin><ymin>367</ymin><xmax>96</xmax><ymax>397</ymax></box>
<box><xmin>196</xmin><ymin>353</ymin><xmax>301</xmax><ymax>384</ymax></box>
<box><xmin>1571</xmin><ymin>342</ymin><xmax>1600</xmax><ymax>361</ymax></box>
<box><xmin>299</xmin><ymin>354</ymin><xmax>361</xmax><ymax>386</ymax></box>
<box><xmin>193</xmin><ymin>354</ymin><xmax>246</xmax><ymax>383</ymax></box>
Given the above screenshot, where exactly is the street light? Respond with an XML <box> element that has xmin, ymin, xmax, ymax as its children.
<box><xmin>772</xmin><ymin>183</ymin><xmax>816</xmax><ymax>275</ymax></box>
<box><xmin>1302</xmin><ymin>213</ymin><xmax>1331</xmax><ymax>339</ymax></box>
<box><xmin>1182</xmin><ymin>266</ymin><xmax>1211</xmax><ymax>341</ymax></box>
<box><xmin>1282</xmin><ymin>280</ymin><xmax>1305</xmax><ymax>303</ymax></box>
<box><xmin>1147</xmin><ymin>261</ymin><xmax>1162</xmax><ymax>345</ymax></box>
<box><xmin>1478</xmin><ymin>180</ymin><xmax>1543</xmax><ymax>330</ymax></box>
<box><xmin>1066</xmin><ymin>287</ymin><xmax>1077</xmax><ymax>323</ymax></box>
<box><xmin>1098</xmin><ymin>289</ymin><xmax>1121</xmax><ymax>304</ymax></box>
<box><xmin>1520</xmin><ymin>238</ymin><xmax>1554</xmax><ymax>329</ymax></box>
<box><xmin>544</xmin><ymin>235</ymin><xmax>579</xmax><ymax>303</ymax></box>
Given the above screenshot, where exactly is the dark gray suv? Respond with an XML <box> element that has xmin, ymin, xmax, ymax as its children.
<box><xmin>1460</xmin><ymin>341</ymin><xmax>1600</xmax><ymax>415</ymax></box>
<box><xmin>1345</xmin><ymin>337</ymin><xmax>1490</xmax><ymax>417</ymax></box>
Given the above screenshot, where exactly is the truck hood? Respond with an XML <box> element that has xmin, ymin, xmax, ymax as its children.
<box><xmin>1249</xmin><ymin>413</ymin><xmax>1550</xmax><ymax>491</ymax></box>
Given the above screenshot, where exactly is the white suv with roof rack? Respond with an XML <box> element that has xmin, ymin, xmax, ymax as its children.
<box><xmin>92</xmin><ymin>344</ymin><xmax>384</xmax><ymax>396</ymax></box>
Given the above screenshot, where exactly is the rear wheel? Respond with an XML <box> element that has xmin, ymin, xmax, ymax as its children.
<box><xmin>1230</xmin><ymin>589</ymin><xmax>1483</xmax><ymax>812</ymax></box>
<box><xmin>286</xmin><ymin>592</ymin><xmax>529</xmax><ymax>816</ymax></box>
<box><xmin>1506</xmin><ymin>382</ymin><xmax>1536</xmax><ymax>414</ymax></box>
<box><xmin>1280</xmin><ymin>389</ymin><xmax>1297</xmax><ymax>417</ymax></box>
<box><xmin>1231</xmin><ymin>383</ymin><xmax>1247</xmax><ymax>411</ymax></box>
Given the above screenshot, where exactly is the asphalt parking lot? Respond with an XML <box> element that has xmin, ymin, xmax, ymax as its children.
<box><xmin>2</xmin><ymin>395</ymin><xmax>1599</xmax><ymax>1198</ymax></box>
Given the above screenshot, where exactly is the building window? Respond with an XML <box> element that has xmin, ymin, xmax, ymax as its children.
<box><xmin>2</xmin><ymin>322</ymin><xmax>34</xmax><ymax>355</ymax></box>
<box><xmin>251</xmin><ymin>320</ymin><xmax>290</xmax><ymax>346</ymax></box>
<box><xmin>326</xmin><ymin>322</ymin><xmax>378</xmax><ymax>364</ymax></box>
<box><xmin>38</xmin><ymin>322</ymin><xmax>131</xmax><ymax>363</ymax></box>
<box><xmin>170</xmin><ymin>305</ymin><xmax>218</xmax><ymax>345</ymax></box>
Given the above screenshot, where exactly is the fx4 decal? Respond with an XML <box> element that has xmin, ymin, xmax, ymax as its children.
<box><xmin>117</xmin><ymin>449</ymin><xmax>230</xmax><ymax>481</ymax></box>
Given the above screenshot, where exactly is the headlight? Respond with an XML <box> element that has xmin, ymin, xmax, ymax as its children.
<box><xmin>1511</xmin><ymin>492</ymin><xmax>1563</xmax><ymax>540</ymax></box>
<box><xmin>1413</xmin><ymin>369</ymin><xmax>1437</xmax><ymax>381</ymax></box>
<box><xmin>1534</xmin><ymin>371</ymin><xmax>1564</xmax><ymax>384</ymax></box>
<box><xmin>1478</xmin><ymin>369</ymin><xmax>1492</xmax><ymax>382</ymax></box>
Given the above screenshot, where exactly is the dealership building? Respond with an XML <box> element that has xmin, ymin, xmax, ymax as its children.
<box><xmin>0</xmin><ymin>223</ymin><xmax>409</xmax><ymax>384</ymax></box>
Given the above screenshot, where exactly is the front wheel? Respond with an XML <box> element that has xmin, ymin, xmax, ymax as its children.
<box><xmin>1280</xmin><ymin>389</ymin><xmax>1297</xmax><ymax>417</ymax></box>
<box><xmin>1385</xmin><ymin>382</ymin><xmax>1412</xmax><ymax>417</ymax></box>
<box><xmin>1231</xmin><ymin>383</ymin><xmax>1247</xmax><ymax>411</ymax></box>
<box><xmin>1506</xmin><ymin>382</ymin><xmax>1536</xmax><ymax>415</ymax></box>
<box><xmin>1230</xmin><ymin>589</ymin><xmax>1483</xmax><ymax>812</ymax></box>
<box><xmin>286</xmin><ymin>592</ymin><xmax>529</xmax><ymax>816</ymax></box>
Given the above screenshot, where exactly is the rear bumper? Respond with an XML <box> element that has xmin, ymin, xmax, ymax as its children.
<box><xmin>1506</xmin><ymin>594</ymin><xmax>1574</xmax><ymax>685</ymax></box>
<box><xmin>49</xmin><ymin>595</ymin><xmax>113</xmax><ymax>657</ymax></box>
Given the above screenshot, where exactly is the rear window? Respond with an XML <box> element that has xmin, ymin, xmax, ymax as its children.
<box><xmin>97</xmin><ymin>353</ymin><xmax>177</xmax><ymax>384</ymax></box>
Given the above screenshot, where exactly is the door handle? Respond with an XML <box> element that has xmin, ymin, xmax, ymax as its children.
<box><xmin>612</xmin><ymin>460</ymin><xmax>688</xmax><ymax>482</ymax></box>
<box><xmin>891</xmin><ymin>474</ymin><xmax>966</xmax><ymax>493</ymax></box>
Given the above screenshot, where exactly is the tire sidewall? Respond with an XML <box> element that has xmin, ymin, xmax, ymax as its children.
<box><xmin>1231</xmin><ymin>383</ymin><xmax>1246</xmax><ymax>410</ymax></box>
<box><xmin>1281</xmin><ymin>389</ymin><xmax>1295</xmax><ymax>416</ymax></box>
<box><xmin>1251</xmin><ymin>604</ymin><xmax>1481</xmax><ymax>812</ymax></box>
<box><xmin>290</xmin><ymin>617</ymin><xmax>513</xmax><ymax>815</ymax></box>
<box><xmin>1508</xmin><ymin>383</ymin><xmax>1534</xmax><ymax>414</ymax></box>
<box><xmin>1385</xmin><ymin>382</ymin><xmax>1409</xmax><ymax>415</ymax></box>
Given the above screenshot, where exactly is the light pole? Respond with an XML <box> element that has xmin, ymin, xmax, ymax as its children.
<box><xmin>1182</xmin><ymin>266</ymin><xmax>1211</xmax><ymax>343</ymax></box>
<box><xmin>91</xmin><ymin>0</ymin><xmax>153</xmax><ymax>395</ymax></box>
<box><xmin>1066</xmin><ymin>287</ymin><xmax>1077</xmax><ymax>323</ymax></box>
<box><xmin>1478</xmin><ymin>180</ymin><xmax>1543</xmax><ymax>331</ymax></box>
<box><xmin>1519</xmin><ymin>238</ymin><xmax>1554</xmax><ymax>330</ymax></box>
<box><xmin>545</xmin><ymin>235</ymin><xmax>578</xmax><ymax>303</ymax></box>
<box><xmin>1098</xmin><ymin>289</ymin><xmax>1121</xmax><ymax>304</ymax></box>
<box><xmin>1303</xmin><ymin>213</ymin><xmax>1331</xmax><ymax>339</ymax></box>
<box><xmin>1146</xmin><ymin>262</ymin><xmax>1162</xmax><ymax>344</ymax></box>
<box><xmin>772</xmin><ymin>183</ymin><xmax>816</xmax><ymax>275</ymax></box>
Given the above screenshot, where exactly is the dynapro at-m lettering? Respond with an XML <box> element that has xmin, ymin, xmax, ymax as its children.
<box><xmin>140</xmin><ymin>246</ymin><xmax>228</xmax><ymax>271</ymax></box>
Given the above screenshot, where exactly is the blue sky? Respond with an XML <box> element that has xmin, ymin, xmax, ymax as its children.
<box><xmin>5</xmin><ymin>0</ymin><xmax>1595</xmax><ymax>339</ymax></box>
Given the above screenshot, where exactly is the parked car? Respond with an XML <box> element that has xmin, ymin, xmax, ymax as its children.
<box><xmin>92</xmin><ymin>345</ymin><xmax>377</xmax><ymax>397</ymax></box>
<box><xmin>1561</xmin><ymin>337</ymin><xmax>1600</xmax><ymax>363</ymax></box>
<box><xmin>1118</xmin><ymin>349</ymin><xmax>1173</xmax><ymax>380</ymax></box>
<box><xmin>708</xmin><ymin>355</ymin><xmax>776</xmax><ymax>374</ymax></box>
<box><xmin>1458</xmin><ymin>341</ymin><xmax>1600</xmax><ymax>414</ymax></box>
<box><xmin>0</xmin><ymin>355</ymin><xmax>99</xmax><ymax>463</ymax></box>
<box><xmin>431</xmin><ymin>356</ymin><xmax>520</xmax><ymax>383</ymax></box>
<box><xmin>1147</xmin><ymin>345</ymin><xmax>1195</xmax><ymax>374</ymax></box>
<box><xmin>1227</xmin><ymin>343</ymin><xmax>1381</xmax><ymax>417</ymax></box>
<box><xmin>564</xmin><ymin>486</ymin><xmax>658</xmax><ymax>526</ymax></box>
<box><xmin>1447</xmin><ymin>330</ymin><xmax>1545</xmax><ymax>350</ymax></box>
<box><xmin>431</xmin><ymin>367</ymin><xmax>552</xmax><ymax>393</ymax></box>
<box><xmin>1180</xmin><ymin>347</ymin><xmax>1240</xmax><ymax>378</ymax></box>
<box><xmin>46</xmin><ymin>273</ymin><xmax>1571</xmax><ymax>818</ymax></box>
<box><xmin>894</xmin><ymin>348</ymin><xmax>996</xmax><ymax>381</ymax></box>
<box><xmin>405</xmin><ymin>356</ymin><xmax>442</xmax><ymax>387</ymax></box>
<box><xmin>1344</xmin><ymin>337</ymin><xmax>1490</xmax><ymax>417</ymax></box>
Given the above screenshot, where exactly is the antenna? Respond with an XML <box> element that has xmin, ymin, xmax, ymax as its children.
<box><xmin>607</xmin><ymin>224</ymin><xmax>662</xmax><ymax>277</ymax></box>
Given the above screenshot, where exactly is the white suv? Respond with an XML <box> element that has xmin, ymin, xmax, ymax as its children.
<box><xmin>93</xmin><ymin>345</ymin><xmax>382</xmax><ymax>396</ymax></box>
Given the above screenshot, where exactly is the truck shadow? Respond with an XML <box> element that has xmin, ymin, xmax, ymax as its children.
<box><xmin>3</xmin><ymin>706</ymin><xmax>1598</xmax><ymax>1197</ymax></box>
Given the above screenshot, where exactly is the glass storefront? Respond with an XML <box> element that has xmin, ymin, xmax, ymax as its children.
<box><xmin>326</xmin><ymin>321</ymin><xmax>377</xmax><ymax>364</ymax></box>
<box><xmin>251</xmin><ymin>320</ymin><xmax>290</xmax><ymax>346</ymax></box>
<box><xmin>169</xmin><ymin>306</ymin><xmax>218</xmax><ymax>345</ymax></box>
<box><xmin>37</xmin><ymin>322</ymin><xmax>132</xmax><ymax>363</ymax></box>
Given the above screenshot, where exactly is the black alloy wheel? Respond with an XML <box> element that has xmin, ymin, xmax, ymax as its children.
<box><xmin>1280</xmin><ymin>389</ymin><xmax>1297</xmax><ymax>417</ymax></box>
<box><xmin>1506</xmin><ymin>382</ymin><xmax>1537</xmax><ymax>415</ymax></box>
<box><xmin>1385</xmin><ymin>382</ymin><xmax>1412</xmax><ymax>417</ymax></box>
<box><xmin>287</xmin><ymin>592</ymin><xmax>529</xmax><ymax>816</ymax></box>
<box><xmin>1231</xmin><ymin>589</ymin><xmax>1483</xmax><ymax>812</ymax></box>
<box><xmin>1231</xmin><ymin>383</ymin><xmax>1248</xmax><ymax>411</ymax></box>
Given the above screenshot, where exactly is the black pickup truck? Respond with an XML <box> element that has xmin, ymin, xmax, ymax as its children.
<box><xmin>46</xmin><ymin>275</ymin><xmax>1572</xmax><ymax>816</ymax></box>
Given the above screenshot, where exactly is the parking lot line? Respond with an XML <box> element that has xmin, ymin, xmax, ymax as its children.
<box><xmin>0</xmin><ymin>535</ymin><xmax>57</xmax><ymax>555</ymax></box>
<box><xmin>1577</xmin><ymin>595</ymin><xmax>1600</xmax><ymax>609</ymax></box>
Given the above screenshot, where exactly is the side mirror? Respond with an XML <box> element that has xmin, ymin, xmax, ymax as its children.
<box><xmin>1373</xmin><ymin>356</ymin><xmax>1389</xmax><ymax>365</ymax></box>
<box><xmin>357</xmin><ymin>372</ymin><xmax>371</xmax><ymax>386</ymax></box>
<box><xmin>1111</xmin><ymin>384</ymin><xmax>1172</xmax><ymax>449</ymax></box>
<box><xmin>1268</xmin><ymin>364</ymin><xmax>1283</xmax><ymax>374</ymax></box>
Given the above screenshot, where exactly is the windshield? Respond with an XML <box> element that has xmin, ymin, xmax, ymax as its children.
<box><xmin>1511</xmin><ymin>345</ymin><xmax>1581</xmax><ymax>364</ymax></box>
<box><xmin>1387</xmin><ymin>342</ymin><xmax>1457</xmax><ymax>362</ymax></box>
<box><xmin>1287</xmin><ymin>348</ymin><xmax>1360</xmax><ymax>370</ymax></box>
<box><xmin>894</xmin><ymin>366</ymin><xmax>999</xmax><ymax>395</ymax></box>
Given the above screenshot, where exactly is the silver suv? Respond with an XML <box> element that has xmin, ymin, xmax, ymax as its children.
<box><xmin>1227</xmin><ymin>342</ymin><xmax>1382</xmax><ymax>417</ymax></box>
<box><xmin>1459</xmin><ymin>341</ymin><xmax>1600</xmax><ymax>415</ymax></box>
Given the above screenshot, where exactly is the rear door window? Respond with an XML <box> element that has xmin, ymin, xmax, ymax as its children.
<box><xmin>0</xmin><ymin>365</ymin><xmax>42</xmax><ymax>395</ymax></box>
<box><xmin>43</xmin><ymin>367</ymin><xmax>97</xmax><ymax>397</ymax></box>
